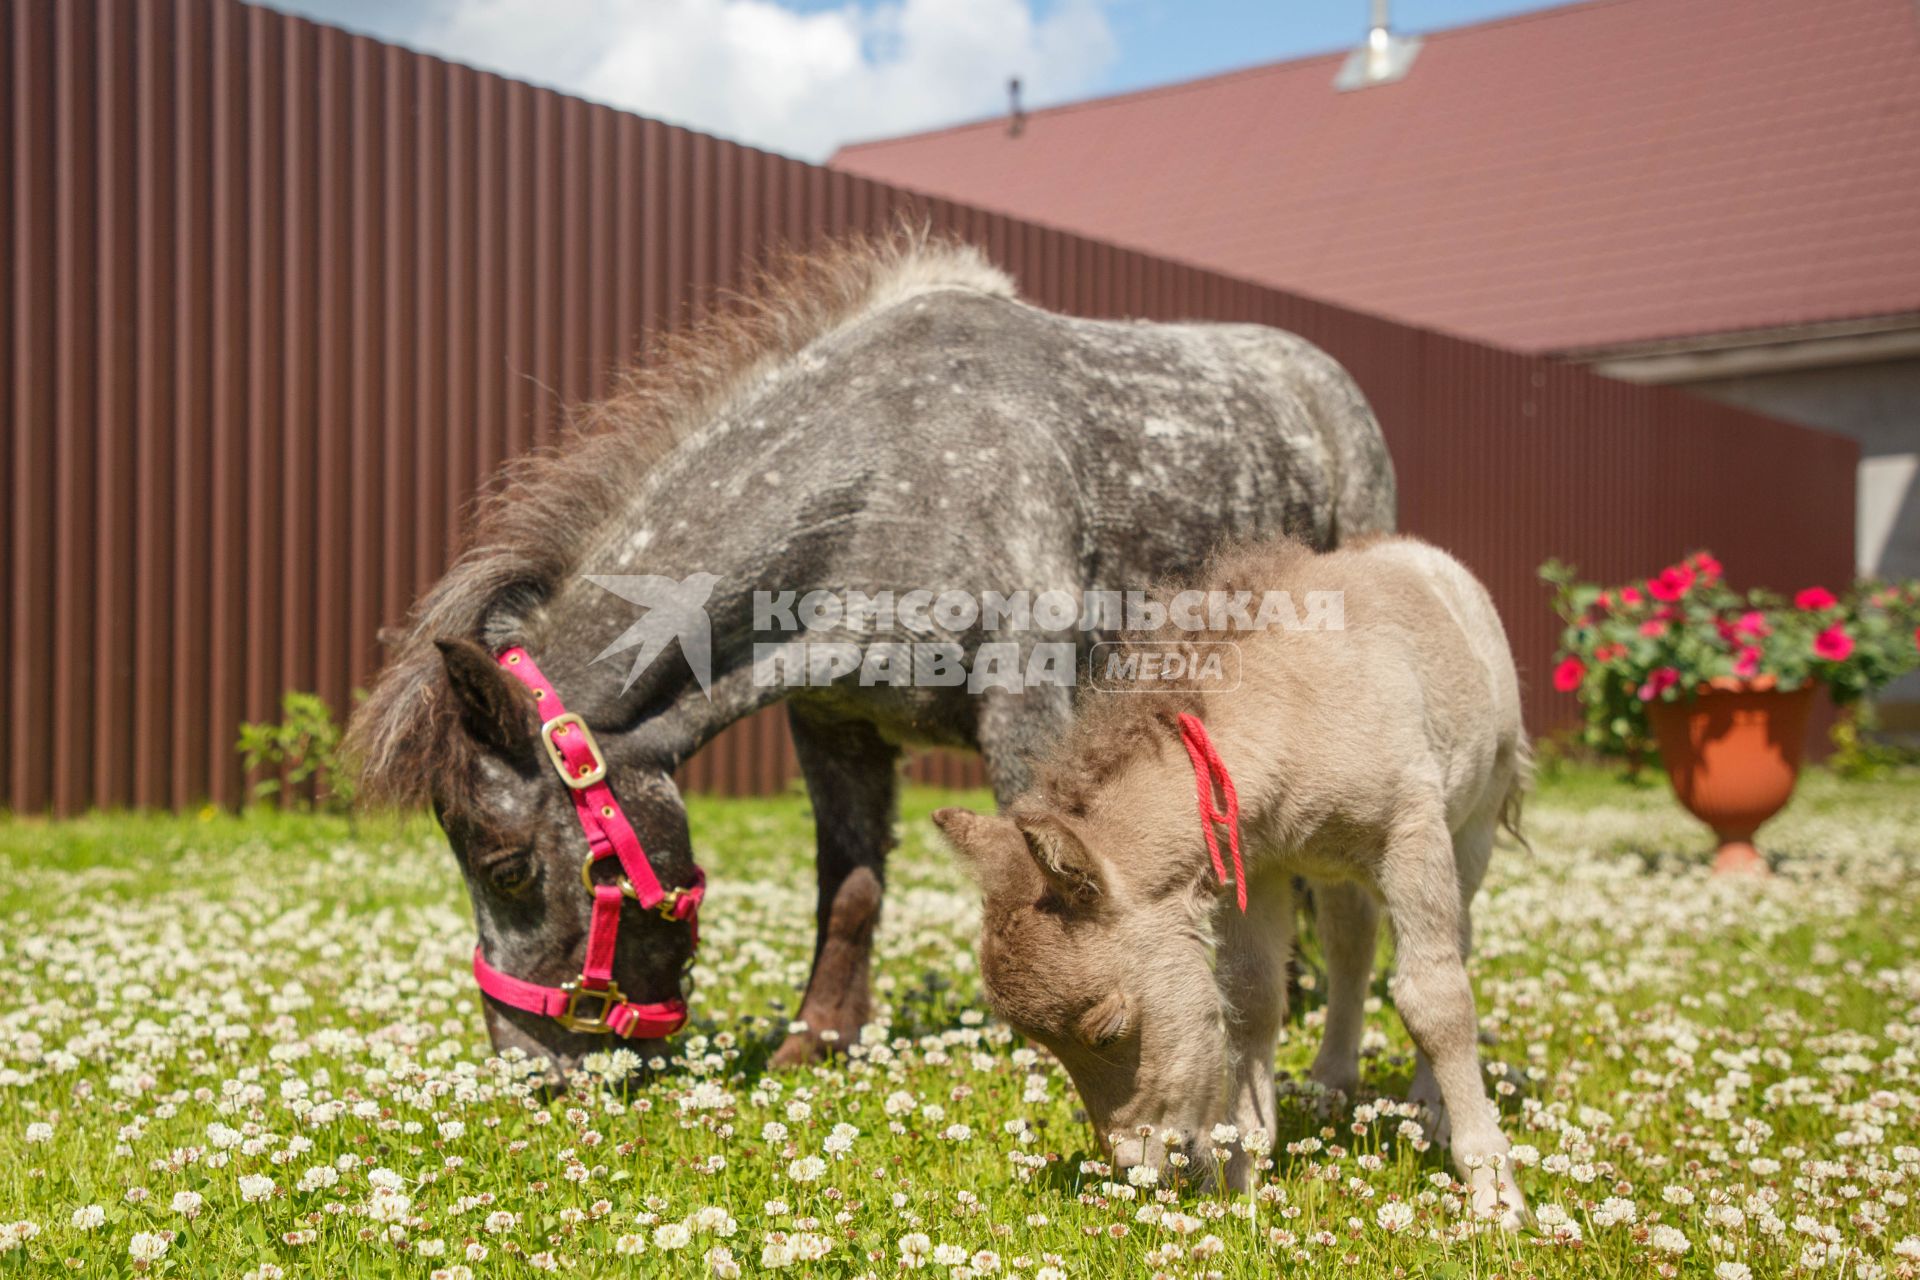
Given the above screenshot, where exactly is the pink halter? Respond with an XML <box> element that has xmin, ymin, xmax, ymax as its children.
<box><xmin>469</xmin><ymin>647</ymin><xmax>706</xmax><ymax>1039</ymax></box>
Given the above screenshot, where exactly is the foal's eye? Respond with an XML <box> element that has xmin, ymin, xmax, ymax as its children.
<box><xmin>1074</xmin><ymin>991</ymin><xmax>1131</xmax><ymax>1047</ymax></box>
<box><xmin>485</xmin><ymin>851</ymin><xmax>539</xmax><ymax>896</ymax></box>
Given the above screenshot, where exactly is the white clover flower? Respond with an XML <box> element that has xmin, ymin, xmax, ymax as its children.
<box><xmin>1593</xmin><ymin>1196</ymin><xmax>1638</xmax><ymax>1227</ymax></box>
<box><xmin>761</xmin><ymin>1121</ymin><xmax>789</xmax><ymax>1143</ymax></box>
<box><xmin>690</xmin><ymin>1206</ymin><xmax>737</xmax><ymax>1236</ymax></box>
<box><xmin>1650</xmin><ymin>1224</ymin><xmax>1692</xmax><ymax>1255</ymax></box>
<box><xmin>1375</xmin><ymin>1201</ymin><xmax>1414</xmax><ymax>1232</ymax></box>
<box><xmin>1716</xmin><ymin>1264</ymin><xmax>1754</xmax><ymax>1280</ymax></box>
<box><xmin>367</xmin><ymin>1189</ymin><xmax>411</xmax><ymax>1222</ymax></box>
<box><xmin>417</xmin><ymin>1239</ymin><xmax>446</xmax><ymax>1257</ymax></box>
<box><xmin>70</xmin><ymin>1205</ymin><xmax>105</xmax><ymax>1230</ymax></box>
<box><xmin>654</xmin><ymin>1221</ymin><xmax>694</xmax><ymax>1250</ymax></box>
<box><xmin>238</xmin><ymin>1175</ymin><xmax>275</xmax><ymax>1203</ymax></box>
<box><xmin>972</xmin><ymin>1248</ymin><xmax>1002</xmax><ymax>1272</ymax></box>
<box><xmin>482</xmin><ymin>1210</ymin><xmax>517</xmax><ymax>1234</ymax></box>
<box><xmin>941</xmin><ymin>1123</ymin><xmax>972</xmax><ymax>1142</ymax></box>
<box><xmin>296</xmin><ymin>1165</ymin><xmax>337</xmax><ymax>1193</ymax></box>
<box><xmin>170</xmin><ymin>1191</ymin><xmax>204</xmax><ymax>1218</ymax></box>
<box><xmin>366</xmin><ymin>1167</ymin><xmax>404</xmax><ymax>1192</ymax></box>
<box><xmin>23</xmin><ymin>1123</ymin><xmax>52</xmax><ymax>1144</ymax></box>
<box><xmin>787</xmin><ymin>1156</ymin><xmax>826</xmax><ymax>1183</ymax></box>
<box><xmin>898</xmin><ymin>1232</ymin><xmax>932</xmax><ymax>1268</ymax></box>
<box><xmin>128</xmin><ymin>1231</ymin><xmax>171</xmax><ymax>1263</ymax></box>
<box><xmin>615</xmin><ymin>1233</ymin><xmax>646</xmax><ymax>1256</ymax></box>
<box><xmin>932</xmin><ymin>1243</ymin><xmax>969</xmax><ymax>1266</ymax></box>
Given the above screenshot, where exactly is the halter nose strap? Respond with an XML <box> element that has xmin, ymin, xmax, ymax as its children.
<box><xmin>467</xmin><ymin>647</ymin><xmax>706</xmax><ymax>1039</ymax></box>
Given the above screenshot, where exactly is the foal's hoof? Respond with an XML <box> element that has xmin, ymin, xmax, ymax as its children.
<box><xmin>1468</xmin><ymin>1170</ymin><xmax>1532</xmax><ymax>1232</ymax></box>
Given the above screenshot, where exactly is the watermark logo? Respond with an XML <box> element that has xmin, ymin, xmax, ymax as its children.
<box><xmin>586</xmin><ymin>577</ymin><xmax>1343</xmax><ymax>697</ymax></box>
<box><xmin>1087</xmin><ymin>641</ymin><xmax>1242</xmax><ymax>693</ymax></box>
<box><xmin>586</xmin><ymin>573</ymin><xmax>720</xmax><ymax>695</ymax></box>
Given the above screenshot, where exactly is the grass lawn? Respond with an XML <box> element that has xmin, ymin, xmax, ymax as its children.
<box><xmin>1</xmin><ymin>767</ymin><xmax>1917</xmax><ymax>1278</ymax></box>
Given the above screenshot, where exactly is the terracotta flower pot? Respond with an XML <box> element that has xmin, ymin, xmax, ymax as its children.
<box><xmin>1646</xmin><ymin>676</ymin><xmax>1814</xmax><ymax>875</ymax></box>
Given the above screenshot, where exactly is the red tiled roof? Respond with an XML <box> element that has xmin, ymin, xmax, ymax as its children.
<box><xmin>833</xmin><ymin>0</ymin><xmax>1920</xmax><ymax>354</ymax></box>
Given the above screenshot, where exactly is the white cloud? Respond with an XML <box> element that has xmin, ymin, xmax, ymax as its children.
<box><xmin>407</xmin><ymin>0</ymin><xmax>1118</xmax><ymax>161</ymax></box>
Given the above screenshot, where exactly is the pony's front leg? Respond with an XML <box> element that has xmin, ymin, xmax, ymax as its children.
<box><xmin>771</xmin><ymin>707</ymin><xmax>900</xmax><ymax>1068</ymax></box>
<box><xmin>1214</xmin><ymin>872</ymin><xmax>1294</xmax><ymax>1192</ymax></box>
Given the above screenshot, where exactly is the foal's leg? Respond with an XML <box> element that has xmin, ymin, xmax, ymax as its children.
<box><xmin>1378</xmin><ymin>807</ymin><xmax>1528</xmax><ymax>1228</ymax></box>
<box><xmin>1214</xmin><ymin>872</ymin><xmax>1295</xmax><ymax>1191</ymax></box>
<box><xmin>1307</xmin><ymin>878</ymin><xmax>1378</xmax><ymax>1101</ymax></box>
<box><xmin>1409</xmin><ymin>815</ymin><xmax>1497</xmax><ymax>1143</ymax></box>
<box><xmin>771</xmin><ymin>708</ymin><xmax>900</xmax><ymax>1069</ymax></box>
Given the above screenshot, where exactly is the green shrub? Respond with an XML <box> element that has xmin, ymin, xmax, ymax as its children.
<box><xmin>236</xmin><ymin>691</ymin><xmax>358</xmax><ymax>813</ymax></box>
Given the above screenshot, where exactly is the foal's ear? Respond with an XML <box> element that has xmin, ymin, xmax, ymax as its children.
<box><xmin>931</xmin><ymin>807</ymin><xmax>1007</xmax><ymax>880</ymax></box>
<box><xmin>1013</xmin><ymin>810</ymin><xmax>1106</xmax><ymax>903</ymax></box>
<box><xmin>435</xmin><ymin>638</ymin><xmax>540</xmax><ymax>767</ymax></box>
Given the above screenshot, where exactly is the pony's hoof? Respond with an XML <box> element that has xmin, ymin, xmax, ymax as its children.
<box><xmin>769</xmin><ymin>1032</ymin><xmax>832</xmax><ymax>1069</ymax></box>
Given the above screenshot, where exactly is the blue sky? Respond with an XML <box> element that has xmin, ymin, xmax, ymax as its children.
<box><xmin>264</xmin><ymin>0</ymin><xmax>1565</xmax><ymax>159</ymax></box>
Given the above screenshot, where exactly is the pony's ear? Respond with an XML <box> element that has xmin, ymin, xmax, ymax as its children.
<box><xmin>1013</xmin><ymin>809</ymin><xmax>1106</xmax><ymax>903</ymax></box>
<box><xmin>435</xmin><ymin>638</ymin><xmax>540</xmax><ymax>769</ymax></box>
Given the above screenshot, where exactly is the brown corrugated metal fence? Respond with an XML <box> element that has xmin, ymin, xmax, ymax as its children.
<box><xmin>4</xmin><ymin>0</ymin><xmax>1858</xmax><ymax>814</ymax></box>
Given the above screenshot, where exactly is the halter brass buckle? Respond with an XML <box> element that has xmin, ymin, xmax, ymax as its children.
<box><xmin>655</xmin><ymin>886</ymin><xmax>690</xmax><ymax>921</ymax></box>
<box><xmin>558</xmin><ymin>980</ymin><xmax>624</xmax><ymax>1034</ymax></box>
<box><xmin>540</xmin><ymin>713</ymin><xmax>607</xmax><ymax>790</ymax></box>
<box><xmin>580</xmin><ymin>854</ymin><xmax>639</xmax><ymax>901</ymax></box>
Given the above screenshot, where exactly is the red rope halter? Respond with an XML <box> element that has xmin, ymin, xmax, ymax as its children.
<box><xmin>1177</xmin><ymin>712</ymin><xmax>1246</xmax><ymax>912</ymax></box>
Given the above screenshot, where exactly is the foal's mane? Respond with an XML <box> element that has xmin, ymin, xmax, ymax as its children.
<box><xmin>1028</xmin><ymin>536</ymin><xmax>1322</xmax><ymax>817</ymax></box>
<box><xmin>347</xmin><ymin>225</ymin><xmax>1015</xmax><ymax>807</ymax></box>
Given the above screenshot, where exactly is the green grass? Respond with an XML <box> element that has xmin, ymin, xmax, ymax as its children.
<box><xmin>1</xmin><ymin>768</ymin><xmax>1917</xmax><ymax>1278</ymax></box>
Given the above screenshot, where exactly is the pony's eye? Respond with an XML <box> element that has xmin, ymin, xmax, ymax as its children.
<box><xmin>486</xmin><ymin>851</ymin><xmax>539</xmax><ymax>896</ymax></box>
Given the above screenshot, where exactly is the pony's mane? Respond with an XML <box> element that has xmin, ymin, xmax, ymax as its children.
<box><xmin>1027</xmin><ymin>535</ymin><xmax>1322</xmax><ymax>817</ymax></box>
<box><xmin>347</xmin><ymin>225</ymin><xmax>1016</xmax><ymax>807</ymax></box>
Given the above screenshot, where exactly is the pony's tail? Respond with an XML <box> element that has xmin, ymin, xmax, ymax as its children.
<box><xmin>1499</xmin><ymin>735</ymin><xmax>1535</xmax><ymax>855</ymax></box>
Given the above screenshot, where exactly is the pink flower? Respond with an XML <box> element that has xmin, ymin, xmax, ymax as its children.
<box><xmin>1639</xmin><ymin>619</ymin><xmax>1668</xmax><ymax>638</ymax></box>
<box><xmin>1647</xmin><ymin>565</ymin><xmax>1694</xmax><ymax>603</ymax></box>
<box><xmin>1620</xmin><ymin>586</ymin><xmax>1644</xmax><ymax>607</ymax></box>
<box><xmin>1691</xmin><ymin>552</ymin><xmax>1723</xmax><ymax>581</ymax></box>
<box><xmin>1552</xmin><ymin>657</ymin><xmax>1586</xmax><ymax>693</ymax></box>
<box><xmin>1638</xmin><ymin>667</ymin><xmax>1681</xmax><ymax>701</ymax></box>
<box><xmin>1795</xmin><ymin>587</ymin><xmax>1837</xmax><ymax>611</ymax></box>
<box><xmin>1734</xmin><ymin>610</ymin><xmax>1770</xmax><ymax>638</ymax></box>
<box><xmin>1734</xmin><ymin>646</ymin><xmax>1762</xmax><ymax>678</ymax></box>
<box><xmin>1813</xmin><ymin>625</ymin><xmax>1854</xmax><ymax>662</ymax></box>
